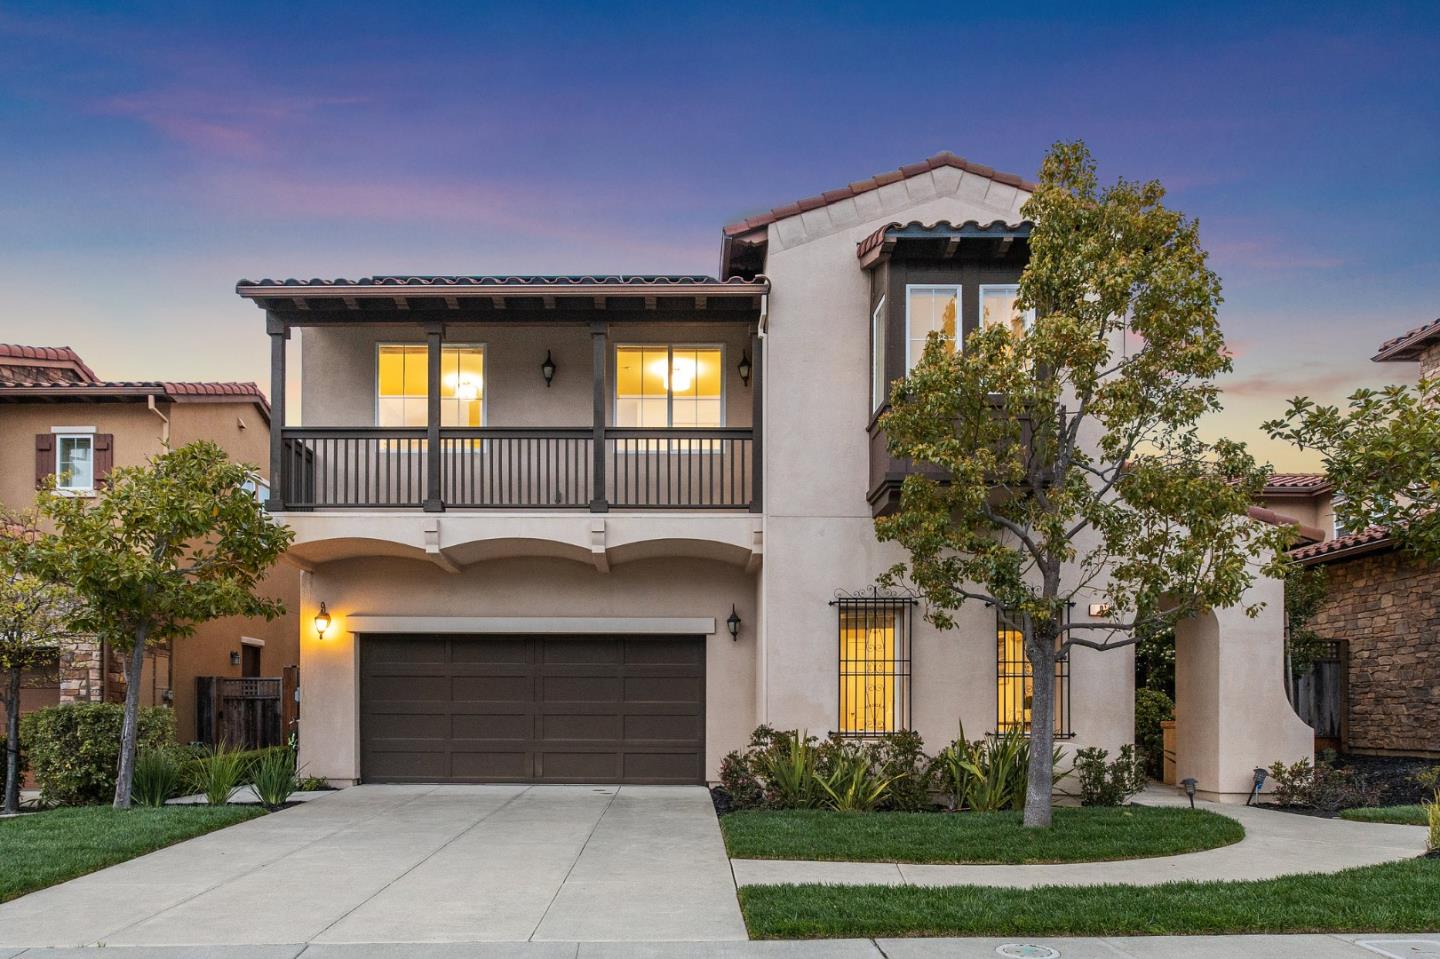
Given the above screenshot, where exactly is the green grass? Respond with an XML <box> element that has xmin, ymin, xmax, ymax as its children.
<box><xmin>739</xmin><ymin>857</ymin><xmax>1440</xmax><ymax>938</ymax></box>
<box><xmin>0</xmin><ymin>805</ymin><xmax>264</xmax><ymax>904</ymax></box>
<box><xmin>720</xmin><ymin>806</ymin><xmax>1243</xmax><ymax>864</ymax></box>
<box><xmin>1339</xmin><ymin>805</ymin><xmax>1430</xmax><ymax>825</ymax></box>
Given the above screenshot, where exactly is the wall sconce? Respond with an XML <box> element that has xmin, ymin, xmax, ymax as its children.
<box><xmin>1180</xmin><ymin>777</ymin><xmax>1197</xmax><ymax>809</ymax></box>
<box><xmin>541</xmin><ymin>350</ymin><xmax>557</xmax><ymax>387</ymax></box>
<box><xmin>229</xmin><ymin>651</ymin><xmax>241</xmax><ymax>667</ymax></box>
<box><xmin>737</xmin><ymin>350</ymin><xmax>752</xmax><ymax>387</ymax></box>
<box><xmin>726</xmin><ymin>604</ymin><xmax>741</xmax><ymax>640</ymax></box>
<box><xmin>1087</xmin><ymin>603</ymin><xmax>1111</xmax><ymax>617</ymax></box>
<box><xmin>314</xmin><ymin>601</ymin><xmax>332</xmax><ymax>639</ymax></box>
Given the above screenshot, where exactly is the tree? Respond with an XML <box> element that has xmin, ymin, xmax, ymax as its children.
<box><xmin>35</xmin><ymin>441</ymin><xmax>293</xmax><ymax>808</ymax></box>
<box><xmin>876</xmin><ymin>141</ymin><xmax>1289</xmax><ymax>828</ymax></box>
<box><xmin>0</xmin><ymin>509</ymin><xmax>71</xmax><ymax>815</ymax></box>
<box><xmin>1264</xmin><ymin>379</ymin><xmax>1440</xmax><ymax>562</ymax></box>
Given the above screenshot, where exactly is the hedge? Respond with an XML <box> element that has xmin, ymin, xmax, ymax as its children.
<box><xmin>20</xmin><ymin>703</ymin><xmax>174</xmax><ymax>805</ymax></box>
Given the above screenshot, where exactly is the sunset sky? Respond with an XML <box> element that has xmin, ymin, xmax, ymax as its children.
<box><xmin>2</xmin><ymin>1</ymin><xmax>1436</xmax><ymax>468</ymax></box>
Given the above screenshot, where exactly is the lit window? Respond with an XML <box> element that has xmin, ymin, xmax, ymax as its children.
<box><xmin>615</xmin><ymin>346</ymin><xmax>723</xmax><ymax>428</ymax></box>
<box><xmin>377</xmin><ymin>345</ymin><xmax>485</xmax><ymax>427</ymax></box>
<box><xmin>997</xmin><ymin>607</ymin><xmax>1072</xmax><ymax>737</ymax></box>
<box><xmin>980</xmin><ymin>285</ymin><xmax>1035</xmax><ymax>339</ymax></box>
<box><xmin>835</xmin><ymin>596</ymin><xmax>913</xmax><ymax>736</ymax></box>
<box><xmin>871</xmin><ymin>296</ymin><xmax>887</xmax><ymax>412</ymax></box>
<box><xmin>56</xmin><ymin>434</ymin><xmax>94</xmax><ymax>491</ymax></box>
<box><xmin>906</xmin><ymin>285</ymin><xmax>960</xmax><ymax>371</ymax></box>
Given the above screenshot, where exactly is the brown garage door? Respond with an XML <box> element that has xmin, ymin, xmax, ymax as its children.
<box><xmin>359</xmin><ymin>634</ymin><xmax>705</xmax><ymax>785</ymax></box>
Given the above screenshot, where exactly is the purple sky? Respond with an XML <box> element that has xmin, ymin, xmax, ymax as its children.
<box><xmin>2</xmin><ymin>1</ymin><xmax>1436</xmax><ymax>467</ymax></box>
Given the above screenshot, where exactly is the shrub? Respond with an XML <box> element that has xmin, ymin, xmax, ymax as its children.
<box><xmin>932</xmin><ymin>725</ymin><xmax>1067</xmax><ymax>812</ymax></box>
<box><xmin>1416</xmin><ymin>765</ymin><xmax>1440</xmax><ymax>796</ymax></box>
<box><xmin>755</xmin><ymin>731</ymin><xmax>823</xmax><ymax>809</ymax></box>
<box><xmin>21</xmin><ymin>703</ymin><xmax>173</xmax><ymax>805</ymax></box>
<box><xmin>1074</xmin><ymin>745</ymin><xmax>1147</xmax><ymax>806</ymax></box>
<box><xmin>296</xmin><ymin>774</ymin><xmax>330</xmax><ymax>792</ymax></box>
<box><xmin>868</xmin><ymin>729</ymin><xmax>933</xmax><ymax>812</ymax></box>
<box><xmin>1266</xmin><ymin>756</ymin><xmax>1382</xmax><ymax>812</ymax></box>
<box><xmin>132</xmin><ymin>748</ymin><xmax>184</xmax><ymax>806</ymax></box>
<box><xmin>719</xmin><ymin>750</ymin><xmax>764</xmax><ymax>809</ymax></box>
<box><xmin>191</xmin><ymin>744</ymin><xmax>248</xmax><ymax>805</ymax></box>
<box><xmin>1426</xmin><ymin>794</ymin><xmax>1439</xmax><ymax>855</ymax></box>
<box><xmin>816</xmin><ymin>743</ymin><xmax>894</xmax><ymax>812</ymax></box>
<box><xmin>251</xmin><ymin>748</ymin><xmax>297</xmax><ymax>810</ymax></box>
<box><xmin>1134</xmin><ymin>688</ymin><xmax>1174</xmax><ymax>780</ymax></box>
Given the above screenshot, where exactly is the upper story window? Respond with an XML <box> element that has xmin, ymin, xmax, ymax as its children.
<box><xmin>615</xmin><ymin>345</ymin><xmax>723</xmax><ymax>428</ymax></box>
<box><xmin>56</xmin><ymin>434</ymin><xmax>94</xmax><ymax>492</ymax></box>
<box><xmin>36</xmin><ymin>428</ymin><xmax>110</xmax><ymax>495</ymax></box>
<box><xmin>980</xmin><ymin>284</ymin><xmax>1036</xmax><ymax>338</ymax></box>
<box><xmin>905</xmin><ymin>285</ymin><xmax>960</xmax><ymax>371</ymax></box>
<box><xmin>377</xmin><ymin>344</ymin><xmax>485</xmax><ymax>427</ymax></box>
<box><xmin>871</xmin><ymin>296</ymin><xmax>887</xmax><ymax>412</ymax></box>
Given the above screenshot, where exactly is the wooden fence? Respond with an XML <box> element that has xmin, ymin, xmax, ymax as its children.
<box><xmin>196</xmin><ymin>666</ymin><xmax>299</xmax><ymax>749</ymax></box>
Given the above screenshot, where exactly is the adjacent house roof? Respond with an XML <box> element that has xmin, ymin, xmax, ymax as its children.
<box><xmin>1261</xmin><ymin>472</ymin><xmax>1333</xmax><ymax>496</ymax></box>
<box><xmin>1372</xmin><ymin>318</ymin><xmax>1440</xmax><ymax>363</ymax></box>
<box><xmin>1247</xmin><ymin>505</ymin><xmax>1326</xmax><ymax>545</ymax></box>
<box><xmin>0</xmin><ymin>344</ymin><xmax>99</xmax><ymax>386</ymax></box>
<box><xmin>236</xmin><ymin>274</ymin><xmax>763</xmax><ymax>291</ymax></box>
<box><xmin>1289</xmin><ymin>525</ymin><xmax>1395</xmax><ymax>565</ymax></box>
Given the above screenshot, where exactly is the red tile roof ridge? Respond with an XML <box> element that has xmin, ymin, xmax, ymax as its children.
<box><xmin>1262</xmin><ymin>472</ymin><xmax>1333</xmax><ymax>494</ymax></box>
<box><xmin>0</xmin><ymin>343</ymin><xmax>99</xmax><ymax>382</ymax></box>
<box><xmin>1373</xmin><ymin>317</ymin><xmax>1440</xmax><ymax>362</ymax></box>
<box><xmin>1289</xmin><ymin>525</ymin><xmax>1394</xmax><ymax>563</ymax></box>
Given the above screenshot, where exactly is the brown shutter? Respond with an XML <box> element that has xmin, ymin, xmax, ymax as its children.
<box><xmin>35</xmin><ymin>434</ymin><xmax>55</xmax><ymax>487</ymax></box>
<box><xmin>93</xmin><ymin>434</ymin><xmax>114</xmax><ymax>486</ymax></box>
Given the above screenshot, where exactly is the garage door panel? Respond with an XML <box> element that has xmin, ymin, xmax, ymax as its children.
<box><xmin>361</xmin><ymin>634</ymin><xmax>704</xmax><ymax>785</ymax></box>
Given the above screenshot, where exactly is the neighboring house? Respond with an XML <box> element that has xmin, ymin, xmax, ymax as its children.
<box><xmin>235</xmin><ymin>152</ymin><xmax>1309</xmax><ymax>799</ymax></box>
<box><xmin>0</xmin><ymin>344</ymin><xmax>301</xmax><ymax>743</ymax></box>
<box><xmin>1282</xmin><ymin>319</ymin><xmax>1440</xmax><ymax>759</ymax></box>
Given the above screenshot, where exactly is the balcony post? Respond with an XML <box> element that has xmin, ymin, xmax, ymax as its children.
<box><xmin>424</xmin><ymin>322</ymin><xmax>445</xmax><ymax>512</ymax></box>
<box><xmin>265</xmin><ymin>311</ymin><xmax>288</xmax><ymax>512</ymax></box>
<box><xmin>590</xmin><ymin>320</ymin><xmax>608</xmax><ymax>512</ymax></box>
<box><xmin>750</xmin><ymin>331</ymin><xmax>763</xmax><ymax>513</ymax></box>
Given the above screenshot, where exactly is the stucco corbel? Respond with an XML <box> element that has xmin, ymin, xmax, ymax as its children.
<box><xmin>589</xmin><ymin>519</ymin><xmax>610</xmax><ymax>573</ymax></box>
<box><xmin>423</xmin><ymin>519</ymin><xmax>461</xmax><ymax>574</ymax></box>
<box><xmin>744</xmin><ymin>527</ymin><xmax>763</xmax><ymax>574</ymax></box>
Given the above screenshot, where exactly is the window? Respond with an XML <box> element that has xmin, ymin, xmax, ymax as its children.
<box><xmin>905</xmin><ymin>285</ymin><xmax>960</xmax><ymax>371</ymax></box>
<box><xmin>979</xmin><ymin>285</ymin><xmax>1035</xmax><ymax>338</ymax></box>
<box><xmin>871</xmin><ymin>296</ymin><xmax>887</xmax><ymax>412</ymax></box>
<box><xmin>55</xmin><ymin>434</ymin><xmax>94</xmax><ymax>491</ymax></box>
<box><xmin>242</xmin><ymin>473</ymin><xmax>270</xmax><ymax>504</ymax></box>
<box><xmin>614</xmin><ymin>345</ymin><xmax>723</xmax><ymax>427</ymax></box>
<box><xmin>377</xmin><ymin>344</ymin><xmax>485</xmax><ymax>427</ymax></box>
<box><xmin>996</xmin><ymin>607</ymin><xmax>1072</xmax><ymax>737</ymax></box>
<box><xmin>834</xmin><ymin>594</ymin><xmax>914</xmax><ymax>736</ymax></box>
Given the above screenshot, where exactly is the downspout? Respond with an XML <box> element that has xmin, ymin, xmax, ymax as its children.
<box><xmin>147</xmin><ymin>395</ymin><xmax>171</xmax><ymax>447</ymax></box>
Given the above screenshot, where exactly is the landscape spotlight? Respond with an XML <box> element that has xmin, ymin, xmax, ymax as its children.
<box><xmin>1181</xmin><ymin>777</ymin><xmax>1197</xmax><ymax>809</ymax></box>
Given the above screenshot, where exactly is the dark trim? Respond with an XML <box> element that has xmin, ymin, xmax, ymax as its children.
<box><xmin>590</xmin><ymin>321</ymin><xmax>609</xmax><ymax>513</ymax></box>
<box><xmin>749</xmin><ymin>333</ymin><xmax>763</xmax><ymax>514</ymax></box>
<box><xmin>266</xmin><ymin>314</ymin><xmax>288</xmax><ymax>511</ymax></box>
<box><xmin>423</xmin><ymin>325</ymin><xmax>444</xmax><ymax>512</ymax></box>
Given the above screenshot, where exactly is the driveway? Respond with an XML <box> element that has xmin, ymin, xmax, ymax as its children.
<box><xmin>0</xmin><ymin>784</ymin><xmax>747</xmax><ymax>948</ymax></box>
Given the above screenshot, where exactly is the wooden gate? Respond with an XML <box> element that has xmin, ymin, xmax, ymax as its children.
<box><xmin>1291</xmin><ymin>641</ymin><xmax>1347</xmax><ymax>752</ymax></box>
<box><xmin>196</xmin><ymin>667</ymin><xmax>299</xmax><ymax>749</ymax></box>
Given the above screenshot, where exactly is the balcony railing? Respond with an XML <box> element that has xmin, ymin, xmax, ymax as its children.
<box><xmin>278</xmin><ymin>426</ymin><xmax>754</xmax><ymax>511</ymax></box>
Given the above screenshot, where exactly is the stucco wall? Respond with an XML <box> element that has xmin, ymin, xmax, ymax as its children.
<box><xmin>0</xmin><ymin>403</ymin><xmax>167</xmax><ymax>510</ymax></box>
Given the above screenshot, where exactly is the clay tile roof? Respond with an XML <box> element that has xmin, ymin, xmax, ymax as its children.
<box><xmin>1246</xmin><ymin>506</ymin><xmax>1326</xmax><ymax>545</ymax></box>
<box><xmin>0</xmin><ymin>378</ymin><xmax>269</xmax><ymax>417</ymax></box>
<box><xmin>722</xmin><ymin>151</ymin><xmax>1037</xmax><ymax>238</ymax></box>
<box><xmin>161</xmin><ymin>381</ymin><xmax>269</xmax><ymax>404</ymax></box>
<box><xmin>0</xmin><ymin>344</ymin><xmax>99</xmax><ymax>384</ymax></box>
<box><xmin>1372</xmin><ymin>318</ymin><xmax>1440</xmax><ymax>363</ymax></box>
<box><xmin>1289</xmin><ymin>525</ymin><xmax>1394</xmax><ymax>563</ymax></box>
<box><xmin>236</xmin><ymin>274</ymin><xmax>760</xmax><ymax>290</ymax></box>
<box><xmin>1261</xmin><ymin>472</ymin><xmax>1333</xmax><ymax>495</ymax></box>
<box><xmin>856</xmin><ymin>219</ymin><xmax>1034</xmax><ymax>260</ymax></box>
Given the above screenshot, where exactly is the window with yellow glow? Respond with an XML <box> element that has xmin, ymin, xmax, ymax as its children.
<box><xmin>837</xmin><ymin>602</ymin><xmax>911</xmax><ymax>736</ymax></box>
<box><xmin>980</xmin><ymin>285</ymin><xmax>1035</xmax><ymax>339</ymax></box>
<box><xmin>614</xmin><ymin>345</ymin><xmax>722</xmax><ymax>428</ymax></box>
<box><xmin>996</xmin><ymin>608</ymin><xmax>1071</xmax><ymax>737</ymax></box>
<box><xmin>377</xmin><ymin>344</ymin><xmax>485</xmax><ymax>427</ymax></box>
<box><xmin>906</xmin><ymin>285</ymin><xmax>960</xmax><ymax>371</ymax></box>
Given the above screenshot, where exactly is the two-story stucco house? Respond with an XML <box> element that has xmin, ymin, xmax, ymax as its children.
<box><xmin>237</xmin><ymin>152</ymin><xmax>1311</xmax><ymax>800</ymax></box>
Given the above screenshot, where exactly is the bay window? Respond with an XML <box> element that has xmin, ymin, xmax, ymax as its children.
<box><xmin>905</xmin><ymin>285</ymin><xmax>960</xmax><ymax>371</ymax></box>
<box><xmin>979</xmin><ymin>284</ymin><xmax>1035</xmax><ymax>338</ymax></box>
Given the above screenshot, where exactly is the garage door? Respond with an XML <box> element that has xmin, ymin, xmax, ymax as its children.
<box><xmin>359</xmin><ymin>634</ymin><xmax>705</xmax><ymax>784</ymax></box>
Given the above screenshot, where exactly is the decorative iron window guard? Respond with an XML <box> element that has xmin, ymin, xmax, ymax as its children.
<box><xmin>829</xmin><ymin>588</ymin><xmax>917</xmax><ymax>737</ymax></box>
<box><xmin>995</xmin><ymin>605</ymin><xmax>1074</xmax><ymax>738</ymax></box>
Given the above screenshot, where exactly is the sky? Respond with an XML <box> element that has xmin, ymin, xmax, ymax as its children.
<box><xmin>1</xmin><ymin>1</ymin><xmax>1437</xmax><ymax>468</ymax></box>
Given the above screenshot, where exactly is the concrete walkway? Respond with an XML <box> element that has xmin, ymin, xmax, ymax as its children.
<box><xmin>732</xmin><ymin>788</ymin><xmax>1431</xmax><ymax>888</ymax></box>
<box><xmin>0</xmin><ymin>784</ymin><xmax>746</xmax><ymax>949</ymax></box>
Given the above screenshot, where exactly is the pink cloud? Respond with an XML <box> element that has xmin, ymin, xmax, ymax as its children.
<box><xmin>92</xmin><ymin>91</ymin><xmax>367</xmax><ymax>156</ymax></box>
<box><xmin>1204</xmin><ymin>237</ymin><xmax>1345</xmax><ymax>271</ymax></box>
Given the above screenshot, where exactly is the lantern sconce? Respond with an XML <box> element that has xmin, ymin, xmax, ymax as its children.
<box><xmin>737</xmin><ymin>350</ymin><xmax>752</xmax><ymax>387</ymax></box>
<box><xmin>726</xmin><ymin>604</ymin><xmax>741</xmax><ymax>641</ymax></box>
<box><xmin>229</xmin><ymin>651</ymin><xmax>241</xmax><ymax>667</ymax></box>
<box><xmin>541</xmin><ymin>350</ymin><xmax>557</xmax><ymax>387</ymax></box>
<box><xmin>314</xmin><ymin>601</ymin><xmax>332</xmax><ymax>640</ymax></box>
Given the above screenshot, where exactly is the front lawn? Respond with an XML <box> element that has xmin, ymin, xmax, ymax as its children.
<box><xmin>721</xmin><ymin>805</ymin><xmax>1243</xmax><ymax>864</ymax></box>
<box><xmin>0</xmin><ymin>805</ymin><xmax>264</xmax><ymax>904</ymax></box>
<box><xmin>1339</xmin><ymin>805</ymin><xmax>1430</xmax><ymax>826</ymax></box>
<box><xmin>739</xmin><ymin>857</ymin><xmax>1440</xmax><ymax>938</ymax></box>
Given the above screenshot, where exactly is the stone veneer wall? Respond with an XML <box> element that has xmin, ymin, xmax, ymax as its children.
<box><xmin>1420</xmin><ymin>341</ymin><xmax>1440</xmax><ymax>382</ymax></box>
<box><xmin>1309</xmin><ymin>548</ymin><xmax>1440</xmax><ymax>757</ymax></box>
<box><xmin>57</xmin><ymin>637</ymin><xmax>125</xmax><ymax>704</ymax></box>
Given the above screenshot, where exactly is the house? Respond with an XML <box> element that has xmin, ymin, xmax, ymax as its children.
<box><xmin>235</xmin><ymin>152</ymin><xmax>1310</xmax><ymax>799</ymax></box>
<box><xmin>0</xmin><ymin>344</ymin><xmax>301</xmax><ymax>744</ymax></box>
<box><xmin>1281</xmin><ymin>318</ymin><xmax>1440</xmax><ymax>759</ymax></box>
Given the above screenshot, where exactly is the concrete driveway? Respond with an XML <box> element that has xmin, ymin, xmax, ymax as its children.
<box><xmin>0</xmin><ymin>784</ymin><xmax>747</xmax><ymax>948</ymax></box>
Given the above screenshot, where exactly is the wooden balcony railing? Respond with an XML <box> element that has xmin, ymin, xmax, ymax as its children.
<box><xmin>278</xmin><ymin>426</ymin><xmax>754</xmax><ymax>511</ymax></box>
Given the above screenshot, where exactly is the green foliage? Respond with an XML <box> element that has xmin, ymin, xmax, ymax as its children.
<box><xmin>191</xmin><ymin>743</ymin><xmax>247</xmax><ymax>806</ymax></box>
<box><xmin>1074</xmin><ymin>745</ymin><xmax>1147</xmax><ymax>806</ymax></box>
<box><xmin>295</xmin><ymin>774</ymin><xmax>330</xmax><ymax>792</ymax></box>
<box><xmin>875</xmin><ymin>141</ymin><xmax>1287</xmax><ymax>828</ymax></box>
<box><xmin>932</xmin><ymin>725</ymin><xmax>1066</xmax><ymax>812</ymax></box>
<box><xmin>815</xmin><ymin>744</ymin><xmax>895</xmax><ymax>812</ymax></box>
<box><xmin>1284</xmin><ymin>564</ymin><xmax>1330</xmax><ymax>670</ymax></box>
<box><xmin>1134</xmin><ymin>627</ymin><xmax>1175</xmax><ymax>696</ymax></box>
<box><xmin>21</xmin><ymin>704</ymin><xmax>173</xmax><ymax>805</ymax></box>
<box><xmin>1264</xmin><ymin>378</ymin><xmax>1440</xmax><ymax>562</ymax></box>
<box><xmin>132</xmin><ymin>749</ymin><xmax>185</xmax><ymax>807</ymax></box>
<box><xmin>1413</xmin><ymin>764</ymin><xmax>1440</xmax><ymax>795</ymax></box>
<box><xmin>1134</xmin><ymin>687</ymin><xmax>1174</xmax><ymax>779</ymax></box>
<box><xmin>250</xmin><ymin>748</ymin><xmax>298</xmax><ymax>809</ymax></box>
<box><xmin>1265</xmin><ymin>756</ymin><xmax>1382</xmax><ymax>812</ymax></box>
<box><xmin>1426</xmin><ymin>796</ymin><xmax>1439</xmax><ymax>854</ymax></box>
<box><xmin>722</xmin><ymin>727</ymin><xmax>934</xmax><ymax>813</ymax></box>
<box><xmin>754</xmin><ymin>731</ymin><xmax>824</xmax><ymax>809</ymax></box>
<box><xmin>867</xmin><ymin>729</ymin><xmax>933</xmax><ymax>812</ymax></box>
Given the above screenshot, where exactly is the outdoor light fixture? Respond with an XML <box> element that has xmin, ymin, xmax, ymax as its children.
<box><xmin>1247</xmin><ymin>766</ymin><xmax>1268</xmax><ymax>806</ymax></box>
<box><xmin>726</xmin><ymin>604</ymin><xmax>741</xmax><ymax>640</ymax></box>
<box><xmin>541</xmin><ymin>350</ymin><xmax>557</xmax><ymax>387</ymax></box>
<box><xmin>1181</xmin><ymin>777</ymin><xmax>1197</xmax><ymax>809</ymax></box>
<box><xmin>314</xmin><ymin>602</ymin><xmax>332</xmax><ymax>639</ymax></box>
<box><xmin>230</xmin><ymin>651</ymin><xmax>241</xmax><ymax>667</ymax></box>
<box><xmin>737</xmin><ymin>350</ymin><xmax>752</xmax><ymax>387</ymax></box>
<box><xmin>1087</xmin><ymin>603</ymin><xmax>1111</xmax><ymax>617</ymax></box>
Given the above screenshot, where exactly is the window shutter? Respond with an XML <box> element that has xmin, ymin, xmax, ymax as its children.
<box><xmin>93</xmin><ymin>434</ymin><xmax>114</xmax><ymax>485</ymax></box>
<box><xmin>35</xmin><ymin>434</ymin><xmax>55</xmax><ymax>487</ymax></box>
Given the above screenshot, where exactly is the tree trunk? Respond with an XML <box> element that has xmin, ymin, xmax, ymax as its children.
<box><xmin>1023</xmin><ymin>622</ymin><xmax>1058</xmax><ymax>828</ymax></box>
<box><xmin>112</xmin><ymin>630</ymin><xmax>148</xmax><ymax>809</ymax></box>
<box><xmin>4</xmin><ymin>667</ymin><xmax>20</xmax><ymax>816</ymax></box>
